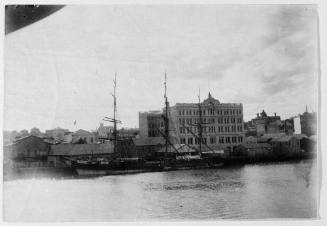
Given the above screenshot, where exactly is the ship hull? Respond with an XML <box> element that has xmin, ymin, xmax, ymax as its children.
<box><xmin>73</xmin><ymin>159</ymin><xmax>224</xmax><ymax>176</ymax></box>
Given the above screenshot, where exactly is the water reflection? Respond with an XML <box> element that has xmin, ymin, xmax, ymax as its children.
<box><xmin>4</xmin><ymin>160</ymin><xmax>317</xmax><ymax>221</ymax></box>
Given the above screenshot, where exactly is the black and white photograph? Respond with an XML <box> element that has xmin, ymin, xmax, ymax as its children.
<box><xmin>2</xmin><ymin>2</ymin><xmax>324</xmax><ymax>222</ymax></box>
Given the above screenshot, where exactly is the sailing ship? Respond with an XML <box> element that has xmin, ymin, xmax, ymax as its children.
<box><xmin>71</xmin><ymin>73</ymin><xmax>168</xmax><ymax>176</ymax></box>
<box><xmin>71</xmin><ymin>73</ymin><xmax>223</xmax><ymax>176</ymax></box>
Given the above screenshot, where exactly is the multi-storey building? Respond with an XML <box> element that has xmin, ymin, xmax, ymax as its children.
<box><xmin>169</xmin><ymin>93</ymin><xmax>244</xmax><ymax>151</ymax></box>
<box><xmin>247</xmin><ymin>110</ymin><xmax>294</xmax><ymax>136</ymax></box>
<box><xmin>139</xmin><ymin>111</ymin><xmax>165</xmax><ymax>137</ymax></box>
<box><xmin>300</xmin><ymin>108</ymin><xmax>317</xmax><ymax>137</ymax></box>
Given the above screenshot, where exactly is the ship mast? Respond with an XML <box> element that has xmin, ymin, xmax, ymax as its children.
<box><xmin>198</xmin><ymin>89</ymin><xmax>202</xmax><ymax>153</ymax></box>
<box><xmin>103</xmin><ymin>73</ymin><xmax>121</xmax><ymax>157</ymax></box>
<box><xmin>113</xmin><ymin>73</ymin><xmax>117</xmax><ymax>155</ymax></box>
<box><xmin>164</xmin><ymin>72</ymin><xmax>169</xmax><ymax>161</ymax></box>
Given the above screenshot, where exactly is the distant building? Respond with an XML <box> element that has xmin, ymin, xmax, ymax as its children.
<box><xmin>139</xmin><ymin>110</ymin><xmax>164</xmax><ymax>137</ymax></box>
<box><xmin>45</xmin><ymin>127</ymin><xmax>69</xmax><ymax>142</ymax></box>
<box><xmin>118</xmin><ymin>128</ymin><xmax>139</xmax><ymax>139</ymax></box>
<box><xmin>48</xmin><ymin>143</ymin><xmax>114</xmax><ymax>167</ymax></box>
<box><xmin>97</xmin><ymin>123</ymin><xmax>113</xmax><ymax>141</ymax></box>
<box><xmin>72</xmin><ymin>129</ymin><xmax>96</xmax><ymax>144</ymax></box>
<box><xmin>30</xmin><ymin>127</ymin><xmax>43</xmax><ymax>137</ymax></box>
<box><xmin>132</xmin><ymin>137</ymin><xmax>166</xmax><ymax>160</ymax></box>
<box><xmin>300</xmin><ymin>108</ymin><xmax>317</xmax><ymax>137</ymax></box>
<box><xmin>247</xmin><ymin>110</ymin><xmax>294</xmax><ymax>136</ymax></box>
<box><xmin>63</xmin><ymin>132</ymin><xmax>73</xmax><ymax>143</ymax></box>
<box><xmin>3</xmin><ymin>135</ymin><xmax>50</xmax><ymax>168</ymax></box>
<box><xmin>281</xmin><ymin>118</ymin><xmax>295</xmax><ymax>135</ymax></box>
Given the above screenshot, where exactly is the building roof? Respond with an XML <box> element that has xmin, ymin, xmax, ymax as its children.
<box><xmin>139</xmin><ymin>110</ymin><xmax>163</xmax><ymax>115</ymax></box>
<box><xmin>6</xmin><ymin>135</ymin><xmax>45</xmax><ymax>146</ymax></box>
<box><xmin>45</xmin><ymin>127</ymin><xmax>69</xmax><ymax>133</ymax></box>
<box><xmin>261</xmin><ymin>133</ymin><xmax>286</xmax><ymax>139</ymax></box>
<box><xmin>132</xmin><ymin>137</ymin><xmax>166</xmax><ymax>146</ymax></box>
<box><xmin>49</xmin><ymin>143</ymin><xmax>113</xmax><ymax>156</ymax></box>
<box><xmin>271</xmin><ymin>136</ymin><xmax>293</xmax><ymax>142</ymax></box>
<box><xmin>73</xmin><ymin>129</ymin><xmax>93</xmax><ymax>135</ymax></box>
<box><xmin>242</xmin><ymin>143</ymin><xmax>272</xmax><ymax>149</ymax></box>
<box><xmin>292</xmin><ymin>134</ymin><xmax>308</xmax><ymax>139</ymax></box>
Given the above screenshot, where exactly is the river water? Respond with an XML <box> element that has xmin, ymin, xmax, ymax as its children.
<box><xmin>3</xmin><ymin>160</ymin><xmax>318</xmax><ymax>221</ymax></box>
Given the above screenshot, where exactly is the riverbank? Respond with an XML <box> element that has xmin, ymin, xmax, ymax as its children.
<box><xmin>4</xmin><ymin>153</ymin><xmax>316</xmax><ymax>181</ymax></box>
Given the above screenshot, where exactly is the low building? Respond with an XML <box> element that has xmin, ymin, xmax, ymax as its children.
<box><xmin>245</xmin><ymin>136</ymin><xmax>257</xmax><ymax>144</ymax></box>
<box><xmin>48</xmin><ymin>143</ymin><xmax>114</xmax><ymax>167</ymax></box>
<box><xmin>235</xmin><ymin>143</ymin><xmax>273</xmax><ymax>159</ymax></box>
<box><xmin>63</xmin><ymin>132</ymin><xmax>73</xmax><ymax>143</ymax></box>
<box><xmin>45</xmin><ymin>127</ymin><xmax>70</xmax><ymax>142</ymax></box>
<box><xmin>3</xmin><ymin>135</ymin><xmax>50</xmax><ymax>168</ymax></box>
<box><xmin>72</xmin><ymin>129</ymin><xmax>97</xmax><ymax>144</ymax></box>
<box><xmin>156</xmin><ymin>144</ymin><xmax>199</xmax><ymax>159</ymax></box>
<box><xmin>132</xmin><ymin>137</ymin><xmax>166</xmax><ymax>160</ymax></box>
<box><xmin>118</xmin><ymin>128</ymin><xmax>140</xmax><ymax>139</ymax></box>
<box><xmin>270</xmin><ymin>136</ymin><xmax>301</xmax><ymax>157</ymax></box>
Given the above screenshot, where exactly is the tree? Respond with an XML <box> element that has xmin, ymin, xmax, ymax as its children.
<box><xmin>17</xmin><ymin>129</ymin><xmax>29</xmax><ymax>138</ymax></box>
<box><xmin>30</xmin><ymin>127</ymin><xmax>42</xmax><ymax>137</ymax></box>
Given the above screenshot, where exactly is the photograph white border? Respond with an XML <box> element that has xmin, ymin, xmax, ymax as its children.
<box><xmin>0</xmin><ymin>0</ymin><xmax>326</xmax><ymax>225</ymax></box>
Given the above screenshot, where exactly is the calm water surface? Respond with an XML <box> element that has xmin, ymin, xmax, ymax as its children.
<box><xmin>4</xmin><ymin>160</ymin><xmax>318</xmax><ymax>221</ymax></box>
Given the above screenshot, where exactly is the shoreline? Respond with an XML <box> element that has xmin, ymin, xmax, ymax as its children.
<box><xmin>3</xmin><ymin>155</ymin><xmax>316</xmax><ymax>181</ymax></box>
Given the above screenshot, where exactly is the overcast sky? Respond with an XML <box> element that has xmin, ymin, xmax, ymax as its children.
<box><xmin>4</xmin><ymin>4</ymin><xmax>319</xmax><ymax>132</ymax></box>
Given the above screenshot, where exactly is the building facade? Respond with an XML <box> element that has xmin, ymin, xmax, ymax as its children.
<box><xmin>45</xmin><ymin>127</ymin><xmax>70</xmax><ymax>142</ymax></box>
<box><xmin>139</xmin><ymin>110</ymin><xmax>165</xmax><ymax>137</ymax></box>
<box><xmin>300</xmin><ymin>110</ymin><xmax>317</xmax><ymax>137</ymax></box>
<box><xmin>72</xmin><ymin>129</ymin><xmax>97</xmax><ymax>144</ymax></box>
<box><xmin>247</xmin><ymin>110</ymin><xmax>294</xmax><ymax>136</ymax></box>
<box><xmin>97</xmin><ymin>123</ymin><xmax>114</xmax><ymax>141</ymax></box>
<box><xmin>169</xmin><ymin>93</ymin><xmax>244</xmax><ymax>151</ymax></box>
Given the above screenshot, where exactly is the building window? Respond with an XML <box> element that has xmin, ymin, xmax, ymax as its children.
<box><xmin>210</xmin><ymin>136</ymin><xmax>216</xmax><ymax>144</ymax></box>
<box><xmin>226</xmin><ymin>137</ymin><xmax>231</xmax><ymax>143</ymax></box>
<box><xmin>202</xmin><ymin>137</ymin><xmax>207</xmax><ymax>144</ymax></box>
<box><xmin>219</xmin><ymin>137</ymin><xmax>224</xmax><ymax>143</ymax></box>
<box><xmin>188</xmin><ymin>137</ymin><xmax>193</xmax><ymax>145</ymax></box>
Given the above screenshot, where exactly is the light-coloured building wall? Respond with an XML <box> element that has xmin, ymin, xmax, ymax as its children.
<box><xmin>169</xmin><ymin>93</ymin><xmax>245</xmax><ymax>151</ymax></box>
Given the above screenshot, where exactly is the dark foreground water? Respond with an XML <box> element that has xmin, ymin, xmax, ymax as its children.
<box><xmin>3</xmin><ymin>160</ymin><xmax>318</xmax><ymax>221</ymax></box>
